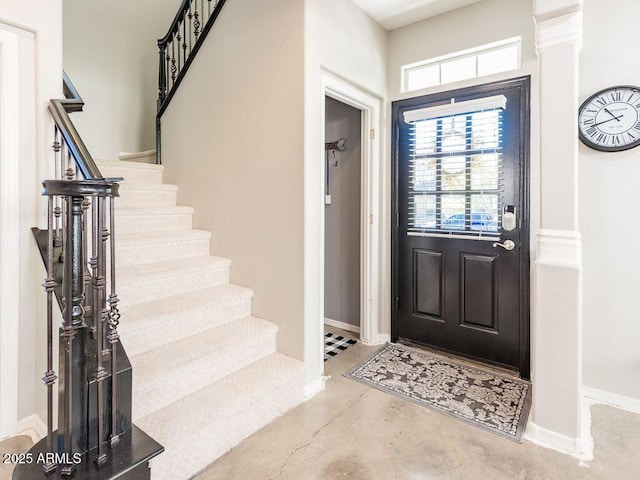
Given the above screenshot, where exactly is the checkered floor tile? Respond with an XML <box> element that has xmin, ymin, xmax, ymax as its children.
<box><xmin>324</xmin><ymin>332</ymin><xmax>357</xmax><ymax>361</ymax></box>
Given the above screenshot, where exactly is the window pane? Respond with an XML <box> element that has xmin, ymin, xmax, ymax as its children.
<box><xmin>412</xmin><ymin>195</ymin><xmax>436</xmax><ymax>229</ymax></box>
<box><xmin>441</xmin><ymin>195</ymin><xmax>466</xmax><ymax>230</ymax></box>
<box><xmin>471</xmin><ymin>110</ymin><xmax>501</xmax><ymax>149</ymax></box>
<box><xmin>412</xmin><ymin>158</ymin><xmax>436</xmax><ymax>192</ymax></box>
<box><xmin>441</xmin><ymin>56</ymin><xmax>476</xmax><ymax>84</ymax></box>
<box><xmin>406</xmin><ymin>64</ymin><xmax>440</xmax><ymax>91</ymax></box>
<box><xmin>441</xmin><ymin>156</ymin><xmax>466</xmax><ymax>191</ymax></box>
<box><xmin>471</xmin><ymin>194</ymin><xmax>498</xmax><ymax>231</ymax></box>
<box><xmin>477</xmin><ymin>45</ymin><xmax>519</xmax><ymax>77</ymax></box>
<box><xmin>441</xmin><ymin>116</ymin><xmax>467</xmax><ymax>152</ymax></box>
<box><xmin>471</xmin><ymin>154</ymin><xmax>499</xmax><ymax>190</ymax></box>
<box><xmin>413</xmin><ymin>119</ymin><xmax>438</xmax><ymax>156</ymax></box>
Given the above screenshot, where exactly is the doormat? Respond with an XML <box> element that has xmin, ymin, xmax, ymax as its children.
<box><xmin>324</xmin><ymin>332</ymin><xmax>357</xmax><ymax>361</ymax></box>
<box><xmin>345</xmin><ymin>343</ymin><xmax>531</xmax><ymax>442</ymax></box>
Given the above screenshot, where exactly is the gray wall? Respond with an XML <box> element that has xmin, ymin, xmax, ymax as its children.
<box><xmin>161</xmin><ymin>0</ymin><xmax>305</xmax><ymax>360</ymax></box>
<box><xmin>324</xmin><ymin>97</ymin><xmax>361</xmax><ymax>328</ymax></box>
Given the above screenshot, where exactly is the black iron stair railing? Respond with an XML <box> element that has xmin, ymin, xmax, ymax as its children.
<box><xmin>14</xmin><ymin>74</ymin><xmax>163</xmax><ymax>480</ymax></box>
<box><xmin>156</xmin><ymin>0</ymin><xmax>227</xmax><ymax>163</ymax></box>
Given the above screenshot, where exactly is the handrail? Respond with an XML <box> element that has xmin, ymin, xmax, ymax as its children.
<box><xmin>157</xmin><ymin>0</ymin><xmax>227</xmax><ymax>116</ymax></box>
<box><xmin>156</xmin><ymin>0</ymin><xmax>227</xmax><ymax>163</ymax></box>
<box><xmin>49</xmin><ymin>72</ymin><xmax>102</xmax><ymax>179</ymax></box>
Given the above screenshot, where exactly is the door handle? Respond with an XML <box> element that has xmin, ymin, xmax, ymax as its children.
<box><xmin>492</xmin><ymin>239</ymin><xmax>515</xmax><ymax>251</ymax></box>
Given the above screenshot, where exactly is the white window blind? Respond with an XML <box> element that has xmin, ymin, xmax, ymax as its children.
<box><xmin>404</xmin><ymin>95</ymin><xmax>507</xmax><ymax>238</ymax></box>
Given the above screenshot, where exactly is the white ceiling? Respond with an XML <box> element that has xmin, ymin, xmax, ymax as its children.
<box><xmin>351</xmin><ymin>0</ymin><xmax>484</xmax><ymax>30</ymax></box>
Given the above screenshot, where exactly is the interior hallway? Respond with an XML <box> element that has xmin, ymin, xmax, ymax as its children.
<box><xmin>197</xmin><ymin>329</ymin><xmax>640</xmax><ymax>480</ymax></box>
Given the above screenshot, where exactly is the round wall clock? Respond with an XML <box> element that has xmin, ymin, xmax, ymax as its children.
<box><xmin>578</xmin><ymin>85</ymin><xmax>640</xmax><ymax>152</ymax></box>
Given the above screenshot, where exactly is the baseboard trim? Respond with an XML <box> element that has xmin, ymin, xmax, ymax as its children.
<box><xmin>525</xmin><ymin>421</ymin><xmax>592</xmax><ymax>460</ymax></box>
<box><xmin>16</xmin><ymin>414</ymin><xmax>46</xmax><ymax>443</ymax></box>
<box><xmin>324</xmin><ymin>318</ymin><xmax>360</xmax><ymax>335</ymax></box>
<box><xmin>583</xmin><ymin>386</ymin><xmax>640</xmax><ymax>414</ymax></box>
<box><xmin>303</xmin><ymin>375</ymin><xmax>328</xmax><ymax>400</ymax></box>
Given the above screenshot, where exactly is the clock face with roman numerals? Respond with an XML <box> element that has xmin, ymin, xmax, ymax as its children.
<box><xmin>578</xmin><ymin>85</ymin><xmax>640</xmax><ymax>152</ymax></box>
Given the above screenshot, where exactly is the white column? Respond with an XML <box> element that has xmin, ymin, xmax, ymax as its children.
<box><xmin>530</xmin><ymin>0</ymin><xmax>589</xmax><ymax>457</ymax></box>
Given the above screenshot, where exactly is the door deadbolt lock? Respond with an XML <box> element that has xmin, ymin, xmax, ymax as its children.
<box><xmin>503</xmin><ymin>205</ymin><xmax>516</xmax><ymax>231</ymax></box>
<box><xmin>493</xmin><ymin>239</ymin><xmax>515</xmax><ymax>251</ymax></box>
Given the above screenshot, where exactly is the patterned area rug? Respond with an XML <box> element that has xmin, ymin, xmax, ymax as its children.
<box><xmin>324</xmin><ymin>332</ymin><xmax>357</xmax><ymax>361</ymax></box>
<box><xmin>345</xmin><ymin>343</ymin><xmax>531</xmax><ymax>442</ymax></box>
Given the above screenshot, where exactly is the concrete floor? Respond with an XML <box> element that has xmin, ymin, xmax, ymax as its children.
<box><xmin>2</xmin><ymin>332</ymin><xmax>639</xmax><ymax>480</ymax></box>
<box><xmin>196</xmin><ymin>331</ymin><xmax>640</xmax><ymax>480</ymax></box>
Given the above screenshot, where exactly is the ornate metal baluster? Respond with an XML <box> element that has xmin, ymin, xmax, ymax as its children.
<box><xmin>176</xmin><ymin>29</ymin><xmax>182</xmax><ymax>74</ymax></box>
<box><xmin>208</xmin><ymin>0</ymin><xmax>212</xmax><ymax>19</ymax></box>
<box><xmin>92</xmin><ymin>194</ymin><xmax>108</xmax><ymax>465</ymax></box>
<box><xmin>41</xmin><ymin>197</ymin><xmax>58</xmax><ymax>475</ymax></box>
<box><xmin>193</xmin><ymin>0</ymin><xmax>201</xmax><ymax>40</ymax></box>
<box><xmin>52</xmin><ymin>129</ymin><xmax>62</xmax><ymax>247</ymax></box>
<box><xmin>106</xmin><ymin>195</ymin><xmax>121</xmax><ymax>446</ymax></box>
<box><xmin>182</xmin><ymin>20</ymin><xmax>187</xmax><ymax>68</ymax></box>
<box><xmin>158</xmin><ymin>44</ymin><xmax>167</xmax><ymax>102</ymax></box>
<box><xmin>188</xmin><ymin>5</ymin><xmax>193</xmax><ymax>54</ymax></box>
<box><xmin>171</xmin><ymin>40</ymin><xmax>177</xmax><ymax>84</ymax></box>
<box><xmin>64</xmin><ymin>145</ymin><xmax>75</xmax><ymax>181</ymax></box>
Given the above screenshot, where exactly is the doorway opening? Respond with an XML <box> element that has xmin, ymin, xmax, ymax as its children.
<box><xmin>324</xmin><ymin>97</ymin><xmax>362</xmax><ymax>336</ymax></box>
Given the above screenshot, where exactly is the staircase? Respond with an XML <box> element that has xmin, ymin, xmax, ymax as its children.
<box><xmin>97</xmin><ymin>158</ymin><xmax>305</xmax><ymax>480</ymax></box>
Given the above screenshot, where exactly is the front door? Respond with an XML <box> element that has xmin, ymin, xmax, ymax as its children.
<box><xmin>392</xmin><ymin>77</ymin><xmax>530</xmax><ymax>377</ymax></box>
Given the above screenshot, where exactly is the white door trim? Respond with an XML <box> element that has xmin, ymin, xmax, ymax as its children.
<box><xmin>0</xmin><ymin>24</ymin><xmax>22</xmax><ymax>439</ymax></box>
<box><xmin>320</xmin><ymin>71</ymin><xmax>384</xmax><ymax>347</ymax></box>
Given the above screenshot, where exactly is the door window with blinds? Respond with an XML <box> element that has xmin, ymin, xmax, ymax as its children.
<box><xmin>403</xmin><ymin>95</ymin><xmax>506</xmax><ymax>238</ymax></box>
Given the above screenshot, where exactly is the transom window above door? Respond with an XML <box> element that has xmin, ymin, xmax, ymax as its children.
<box><xmin>404</xmin><ymin>95</ymin><xmax>506</xmax><ymax>238</ymax></box>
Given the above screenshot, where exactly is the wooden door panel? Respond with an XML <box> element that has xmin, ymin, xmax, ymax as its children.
<box><xmin>460</xmin><ymin>253</ymin><xmax>498</xmax><ymax>332</ymax></box>
<box><xmin>413</xmin><ymin>249</ymin><xmax>444</xmax><ymax>319</ymax></box>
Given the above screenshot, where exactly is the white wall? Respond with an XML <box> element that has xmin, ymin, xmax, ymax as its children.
<box><xmin>0</xmin><ymin>0</ymin><xmax>62</xmax><ymax>437</ymax></box>
<box><xmin>324</xmin><ymin>97</ymin><xmax>361</xmax><ymax>328</ymax></box>
<box><xmin>161</xmin><ymin>0</ymin><xmax>306</xmax><ymax>361</ymax></box>
<box><xmin>304</xmin><ymin>0</ymin><xmax>388</xmax><ymax>384</ymax></box>
<box><xmin>63</xmin><ymin>0</ymin><xmax>178</xmax><ymax>160</ymax></box>
<box><xmin>580</xmin><ymin>0</ymin><xmax>640</xmax><ymax>406</ymax></box>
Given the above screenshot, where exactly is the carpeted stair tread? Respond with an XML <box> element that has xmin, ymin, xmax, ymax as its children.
<box><xmin>120</xmin><ymin>283</ymin><xmax>253</xmax><ymax>333</ymax></box>
<box><xmin>117</xmin><ymin>228</ymin><xmax>211</xmax><ymax>245</ymax></box>
<box><xmin>131</xmin><ymin>316</ymin><xmax>278</xmax><ymax>420</ymax></box>
<box><xmin>115</xmin><ymin>205</ymin><xmax>193</xmax><ymax>216</ymax></box>
<box><xmin>113</xmin><ymin>183</ymin><xmax>178</xmax><ymax>209</ymax></box>
<box><xmin>95</xmin><ymin>160</ymin><xmax>164</xmax><ymax>184</ymax></box>
<box><xmin>119</xmin><ymin>284</ymin><xmax>254</xmax><ymax>356</ymax></box>
<box><xmin>118</xmin><ymin>255</ymin><xmax>230</xmax><ymax>280</ymax></box>
<box><xmin>115</xmin><ymin>206</ymin><xmax>194</xmax><ymax>234</ymax></box>
<box><xmin>117</xmin><ymin>256</ymin><xmax>231</xmax><ymax>305</ymax></box>
<box><xmin>96</xmin><ymin>159</ymin><xmax>164</xmax><ymax>171</ymax></box>
<box><xmin>116</xmin><ymin>230</ymin><xmax>211</xmax><ymax>267</ymax></box>
<box><xmin>117</xmin><ymin>182</ymin><xmax>178</xmax><ymax>192</ymax></box>
<box><xmin>138</xmin><ymin>352</ymin><xmax>305</xmax><ymax>480</ymax></box>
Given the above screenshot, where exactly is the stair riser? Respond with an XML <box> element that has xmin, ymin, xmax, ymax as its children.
<box><xmin>117</xmin><ymin>238</ymin><xmax>210</xmax><ymax>267</ymax></box>
<box><xmin>121</xmin><ymin>300</ymin><xmax>253</xmax><ymax>357</ymax></box>
<box><xmin>144</xmin><ymin>365</ymin><xmax>304</xmax><ymax>480</ymax></box>
<box><xmin>118</xmin><ymin>266</ymin><xmax>230</xmax><ymax>306</ymax></box>
<box><xmin>115</xmin><ymin>189</ymin><xmax>177</xmax><ymax>208</ymax></box>
<box><xmin>132</xmin><ymin>331</ymin><xmax>277</xmax><ymax>420</ymax></box>
<box><xmin>99</xmin><ymin>166</ymin><xmax>163</xmax><ymax>184</ymax></box>
<box><xmin>116</xmin><ymin>214</ymin><xmax>193</xmax><ymax>234</ymax></box>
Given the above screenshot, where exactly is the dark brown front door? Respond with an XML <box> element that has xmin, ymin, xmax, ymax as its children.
<box><xmin>392</xmin><ymin>77</ymin><xmax>530</xmax><ymax>377</ymax></box>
